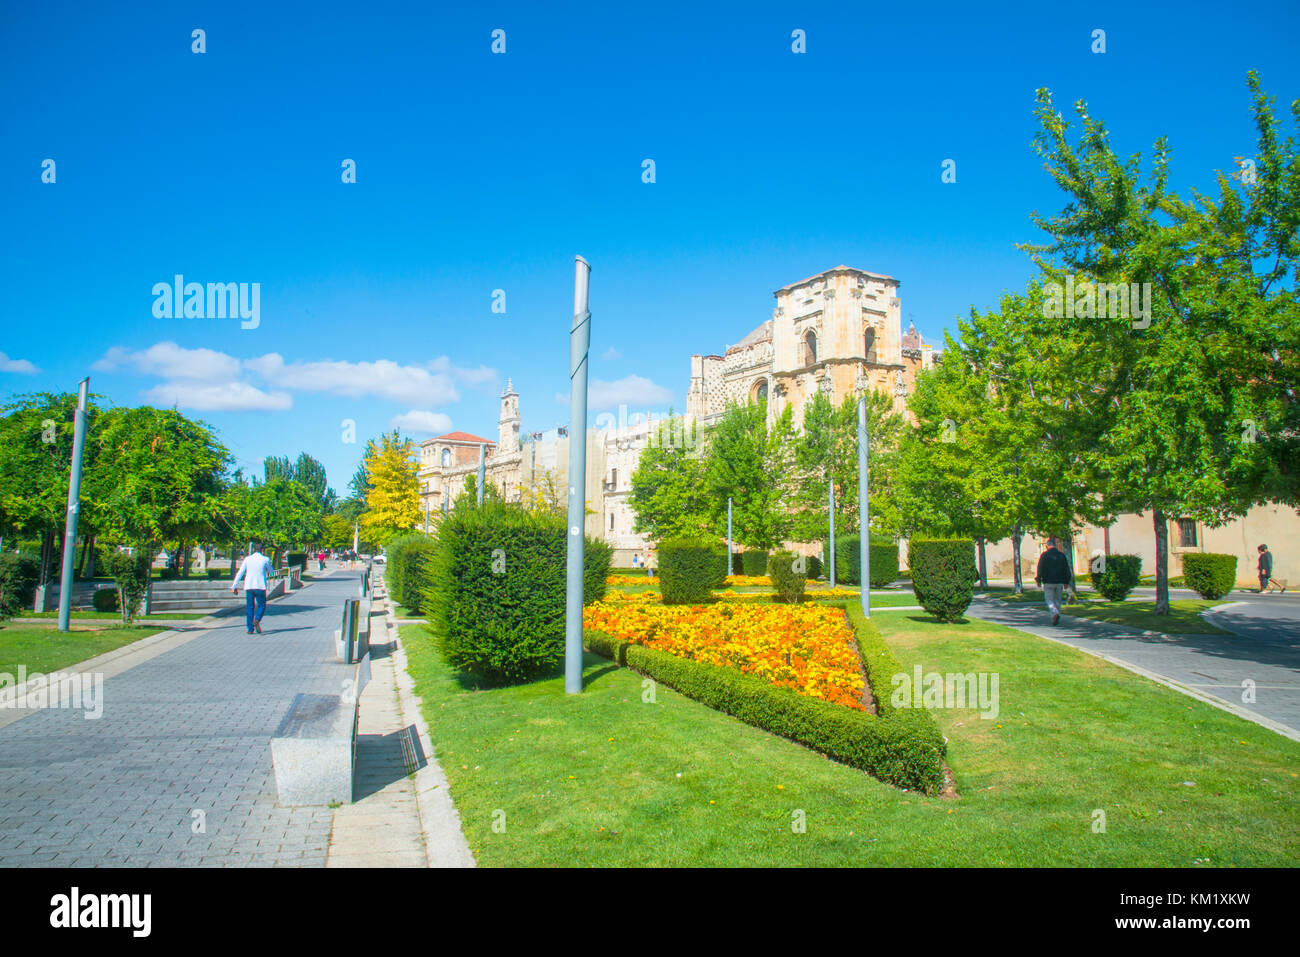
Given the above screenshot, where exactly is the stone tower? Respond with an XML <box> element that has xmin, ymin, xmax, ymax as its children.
<box><xmin>498</xmin><ymin>378</ymin><xmax>521</xmax><ymax>453</ymax></box>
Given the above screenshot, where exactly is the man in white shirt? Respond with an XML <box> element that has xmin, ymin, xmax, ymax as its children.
<box><xmin>232</xmin><ymin>541</ymin><xmax>275</xmax><ymax>635</ymax></box>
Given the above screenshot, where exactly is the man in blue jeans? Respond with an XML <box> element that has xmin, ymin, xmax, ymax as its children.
<box><xmin>232</xmin><ymin>541</ymin><xmax>275</xmax><ymax>634</ymax></box>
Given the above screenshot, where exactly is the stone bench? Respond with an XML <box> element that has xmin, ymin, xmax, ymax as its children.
<box><xmin>269</xmin><ymin>653</ymin><xmax>372</xmax><ymax>806</ymax></box>
<box><xmin>333</xmin><ymin>597</ymin><xmax>373</xmax><ymax>663</ymax></box>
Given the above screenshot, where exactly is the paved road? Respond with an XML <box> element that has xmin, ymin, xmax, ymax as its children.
<box><xmin>0</xmin><ymin>572</ymin><xmax>365</xmax><ymax>866</ymax></box>
<box><xmin>968</xmin><ymin>596</ymin><xmax>1300</xmax><ymax>738</ymax></box>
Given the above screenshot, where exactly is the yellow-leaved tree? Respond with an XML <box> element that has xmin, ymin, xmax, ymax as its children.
<box><xmin>359</xmin><ymin>430</ymin><xmax>421</xmax><ymax>545</ymax></box>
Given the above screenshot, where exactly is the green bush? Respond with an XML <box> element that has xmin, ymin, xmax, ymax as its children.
<box><xmin>730</xmin><ymin>552</ymin><xmax>744</xmax><ymax>575</ymax></box>
<box><xmin>767</xmin><ymin>551</ymin><xmax>807</xmax><ymax>603</ymax></box>
<box><xmin>908</xmin><ymin>538</ymin><xmax>978</xmax><ymax>622</ymax></box>
<box><xmin>206</xmin><ymin>569</ymin><xmax>225</xmax><ymax>580</ymax></box>
<box><xmin>1181</xmin><ymin>553</ymin><xmax>1238</xmax><ymax>600</ymax></box>
<box><xmin>386</xmin><ymin>534</ymin><xmax>439</xmax><ymax>613</ymax></box>
<box><xmin>103</xmin><ymin>550</ymin><xmax>152</xmax><ymax>622</ymax></box>
<box><xmin>92</xmin><ymin>587</ymin><xmax>120</xmax><ymax>613</ymax></box>
<box><xmin>583</xmin><ymin>537</ymin><xmax>615</xmax><ymax>605</ymax></box>
<box><xmin>286</xmin><ymin>551</ymin><xmax>308</xmax><ymax>572</ymax></box>
<box><xmin>584</xmin><ymin>608</ymin><xmax>946</xmax><ymax>794</ymax></box>
<box><xmin>0</xmin><ymin>554</ymin><xmax>40</xmax><ymax>620</ymax></box>
<box><xmin>740</xmin><ymin>550</ymin><xmax>769</xmax><ymax>576</ymax></box>
<box><xmin>1089</xmin><ymin>553</ymin><xmax>1142</xmax><ymax>601</ymax></box>
<box><xmin>835</xmin><ymin>537</ymin><xmax>901</xmax><ymax>588</ymax></box>
<box><xmin>158</xmin><ymin>567</ymin><xmax>179</xmax><ymax>581</ymax></box>
<box><xmin>423</xmin><ymin>504</ymin><xmax>608</xmax><ymax>685</ymax></box>
<box><xmin>806</xmin><ymin>555</ymin><xmax>824</xmax><ymax>580</ymax></box>
<box><xmin>659</xmin><ymin>537</ymin><xmax>726</xmax><ymax>605</ymax></box>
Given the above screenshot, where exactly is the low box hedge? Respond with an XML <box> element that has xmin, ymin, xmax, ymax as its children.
<box><xmin>835</xmin><ymin>537</ymin><xmax>901</xmax><ymax>588</ymax></box>
<box><xmin>1181</xmin><ymin>552</ymin><xmax>1238</xmax><ymax>600</ymax></box>
<box><xmin>740</xmin><ymin>550</ymin><xmax>769</xmax><ymax>576</ymax></box>
<box><xmin>584</xmin><ymin>603</ymin><xmax>946</xmax><ymax>794</ymax></box>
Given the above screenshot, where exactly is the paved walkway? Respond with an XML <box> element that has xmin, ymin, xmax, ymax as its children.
<box><xmin>0</xmin><ymin>570</ymin><xmax>468</xmax><ymax>866</ymax></box>
<box><xmin>968</xmin><ymin>596</ymin><xmax>1300</xmax><ymax>740</ymax></box>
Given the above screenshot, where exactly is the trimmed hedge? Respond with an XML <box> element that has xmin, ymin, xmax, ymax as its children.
<box><xmin>0</xmin><ymin>554</ymin><xmax>39</xmax><ymax>620</ymax></box>
<box><xmin>740</xmin><ymin>550</ymin><xmax>769</xmax><ymax>576</ymax></box>
<box><xmin>659</xmin><ymin>537</ymin><xmax>726</xmax><ymax>605</ymax></box>
<box><xmin>835</xmin><ymin>537</ymin><xmax>902</xmax><ymax>588</ymax></box>
<box><xmin>1181</xmin><ymin>552</ymin><xmax>1238</xmax><ymax>600</ymax></box>
<box><xmin>908</xmin><ymin>538</ymin><xmax>978</xmax><ymax>622</ymax></box>
<box><xmin>806</xmin><ymin>555</ymin><xmax>824</xmax><ymax>580</ymax></box>
<box><xmin>584</xmin><ymin>609</ymin><xmax>946</xmax><ymax>794</ymax></box>
<box><xmin>286</xmin><ymin>551</ymin><xmax>308</xmax><ymax>572</ymax></box>
<box><xmin>767</xmin><ymin>550</ymin><xmax>807</xmax><ymax>603</ymax></box>
<box><xmin>1090</xmin><ymin>553</ymin><xmax>1142</xmax><ymax>602</ymax></box>
<box><xmin>731</xmin><ymin>552</ymin><xmax>744</xmax><ymax>575</ymax></box>
<box><xmin>92</xmin><ymin>587</ymin><xmax>120</xmax><ymax>613</ymax></box>
<box><xmin>386</xmin><ymin>534</ymin><xmax>438</xmax><ymax>613</ymax></box>
<box><xmin>423</xmin><ymin>503</ymin><xmax>611</xmax><ymax>684</ymax></box>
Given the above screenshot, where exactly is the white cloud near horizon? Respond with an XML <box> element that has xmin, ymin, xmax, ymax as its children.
<box><xmin>388</xmin><ymin>409</ymin><xmax>454</xmax><ymax>434</ymax></box>
<box><xmin>601</xmin><ymin>347</ymin><xmax>622</xmax><ymax>361</ymax></box>
<box><xmin>141</xmin><ymin>380</ymin><xmax>293</xmax><ymax>412</ymax></box>
<box><xmin>588</xmin><ymin>375</ymin><xmax>674</xmax><ymax>411</ymax></box>
<box><xmin>0</xmin><ymin>352</ymin><xmax>40</xmax><ymax>374</ymax></box>
<box><xmin>91</xmin><ymin>342</ymin><xmax>497</xmax><ymax>415</ymax></box>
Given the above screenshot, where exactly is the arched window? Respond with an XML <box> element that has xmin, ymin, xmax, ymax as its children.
<box><xmin>440</xmin><ymin>448</ymin><xmax>451</xmax><ymax>468</ymax></box>
<box><xmin>864</xmin><ymin>328</ymin><xmax>876</xmax><ymax>362</ymax></box>
<box><xmin>804</xmin><ymin>331</ymin><xmax>818</xmax><ymax>366</ymax></box>
<box><xmin>752</xmin><ymin>379</ymin><xmax>768</xmax><ymax>404</ymax></box>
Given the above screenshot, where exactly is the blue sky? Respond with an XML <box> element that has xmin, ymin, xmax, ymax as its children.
<box><xmin>3</xmin><ymin>0</ymin><xmax>1297</xmax><ymax>494</ymax></box>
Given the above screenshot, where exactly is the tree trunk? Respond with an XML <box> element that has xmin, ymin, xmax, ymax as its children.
<box><xmin>1062</xmin><ymin>531</ymin><xmax>1077</xmax><ymax>600</ymax></box>
<box><xmin>180</xmin><ymin>540</ymin><xmax>189</xmax><ymax>579</ymax></box>
<box><xmin>77</xmin><ymin>536</ymin><xmax>89</xmax><ymax>578</ymax></box>
<box><xmin>1012</xmin><ymin>525</ymin><xmax>1024</xmax><ymax>594</ymax></box>
<box><xmin>1153</xmin><ymin>509</ymin><xmax>1170</xmax><ymax>615</ymax></box>
<box><xmin>85</xmin><ymin>536</ymin><xmax>96</xmax><ymax>580</ymax></box>
<box><xmin>977</xmin><ymin>537</ymin><xmax>988</xmax><ymax>589</ymax></box>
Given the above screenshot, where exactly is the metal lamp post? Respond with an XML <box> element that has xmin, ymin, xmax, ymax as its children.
<box><xmin>565</xmin><ymin>256</ymin><xmax>591</xmax><ymax>694</ymax></box>
<box><xmin>56</xmin><ymin>377</ymin><xmax>90</xmax><ymax>633</ymax></box>
<box><xmin>829</xmin><ymin>478</ymin><xmax>836</xmax><ymax>589</ymax></box>
<box><xmin>477</xmin><ymin>443</ymin><xmax>486</xmax><ymax>506</ymax></box>
<box><xmin>858</xmin><ymin>396</ymin><xmax>870</xmax><ymax>618</ymax></box>
<box><xmin>727</xmin><ymin>497</ymin><xmax>733</xmax><ymax>575</ymax></box>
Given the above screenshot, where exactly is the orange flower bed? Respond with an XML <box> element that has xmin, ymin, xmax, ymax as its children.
<box><xmin>606</xmin><ymin>575</ymin><xmax>654</xmax><ymax>586</ymax></box>
<box><xmin>583</xmin><ymin>592</ymin><xmax>865</xmax><ymax>709</ymax></box>
<box><xmin>724</xmin><ymin>575</ymin><xmax>771</xmax><ymax>587</ymax></box>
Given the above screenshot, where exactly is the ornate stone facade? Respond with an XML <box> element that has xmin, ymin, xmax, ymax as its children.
<box><xmin>687</xmin><ymin>265</ymin><xmax>932</xmax><ymax>427</ymax></box>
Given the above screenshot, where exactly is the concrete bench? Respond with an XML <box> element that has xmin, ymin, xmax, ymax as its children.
<box><xmin>269</xmin><ymin>653</ymin><xmax>372</xmax><ymax>806</ymax></box>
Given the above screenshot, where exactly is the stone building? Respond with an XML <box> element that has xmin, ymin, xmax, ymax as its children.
<box><xmin>687</xmin><ymin>265</ymin><xmax>933</xmax><ymax>427</ymax></box>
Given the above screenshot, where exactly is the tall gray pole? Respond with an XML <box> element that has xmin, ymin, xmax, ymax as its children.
<box><xmin>829</xmin><ymin>477</ymin><xmax>836</xmax><ymax>588</ymax></box>
<box><xmin>727</xmin><ymin>497</ymin><xmax>732</xmax><ymax>575</ymax></box>
<box><xmin>565</xmin><ymin>255</ymin><xmax>591</xmax><ymax>695</ymax></box>
<box><xmin>442</xmin><ymin>483</ymin><xmax>449</xmax><ymax>515</ymax></box>
<box><xmin>477</xmin><ymin>443</ymin><xmax>486</xmax><ymax>506</ymax></box>
<box><xmin>424</xmin><ymin>499</ymin><xmax>430</xmax><ymax>534</ymax></box>
<box><xmin>57</xmin><ymin>378</ymin><xmax>90</xmax><ymax>633</ymax></box>
<box><xmin>858</xmin><ymin>396</ymin><xmax>870</xmax><ymax>618</ymax></box>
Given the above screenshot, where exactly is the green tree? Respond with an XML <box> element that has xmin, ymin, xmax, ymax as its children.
<box><xmin>703</xmin><ymin>400</ymin><xmax>795</xmax><ymax>550</ymax></box>
<box><xmin>360</xmin><ymin>430</ymin><xmax>421</xmax><ymax>544</ymax></box>
<box><xmin>628</xmin><ymin>414</ymin><xmax>711</xmax><ymax>541</ymax></box>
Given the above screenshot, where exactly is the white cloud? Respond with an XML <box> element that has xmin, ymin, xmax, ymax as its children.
<box><xmin>389</xmin><ymin>409</ymin><xmax>454</xmax><ymax>435</ymax></box>
<box><xmin>246</xmin><ymin>353</ymin><xmax>461</xmax><ymax>407</ymax></box>
<box><xmin>588</xmin><ymin>375</ymin><xmax>674</xmax><ymax>411</ymax></box>
<box><xmin>141</xmin><ymin>380</ymin><xmax>292</xmax><ymax>412</ymax></box>
<box><xmin>429</xmin><ymin>356</ymin><xmax>497</xmax><ymax>387</ymax></box>
<box><xmin>0</xmin><ymin>352</ymin><xmax>39</xmax><ymax>374</ymax></box>
<box><xmin>601</xmin><ymin>347</ymin><xmax>622</xmax><ymax>361</ymax></box>
<box><xmin>93</xmin><ymin>342</ymin><xmax>241</xmax><ymax>382</ymax></box>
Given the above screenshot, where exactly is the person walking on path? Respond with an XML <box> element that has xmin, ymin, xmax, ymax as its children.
<box><xmin>1258</xmin><ymin>544</ymin><xmax>1287</xmax><ymax>593</ymax></box>
<box><xmin>232</xmin><ymin>540</ymin><xmax>275</xmax><ymax>634</ymax></box>
<box><xmin>1036</xmin><ymin>537</ymin><xmax>1072</xmax><ymax>626</ymax></box>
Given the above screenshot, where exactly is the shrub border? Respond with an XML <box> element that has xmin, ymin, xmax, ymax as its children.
<box><xmin>583</xmin><ymin>600</ymin><xmax>946</xmax><ymax>793</ymax></box>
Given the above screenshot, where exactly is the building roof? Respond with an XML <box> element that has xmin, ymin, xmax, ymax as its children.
<box><xmin>726</xmin><ymin>320</ymin><xmax>773</xmax><ymax>353</ymax></box>
<box><xmin>434</xmin><ymin>431</ymin><xmax>495</xmax><ymax>445</ymax></box>
<box><xmin>774</xmin><ymin>265</ymin><xmax>898</xmax><ymax>296</ymax></box>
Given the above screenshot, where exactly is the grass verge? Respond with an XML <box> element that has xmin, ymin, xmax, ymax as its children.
<box><xmin>0</xmin><ymin>625</ymin><xmax>167</xmax><ymax>675</ymax></box>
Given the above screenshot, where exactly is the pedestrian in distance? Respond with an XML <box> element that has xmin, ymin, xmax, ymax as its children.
<box><xmin>232</xmin><ymin>540</ymin><xmax>275</xmax><ymax>635</ymax></box>
<box><xmin>1258</xmin><ymin>544</ymin><xmax>1286</xmax><ymax>593</ymax></box>
<box><xmin>1036</xmin><ymin>536</ymin><xmax>1072</xmax><ymax>626</ymax></box>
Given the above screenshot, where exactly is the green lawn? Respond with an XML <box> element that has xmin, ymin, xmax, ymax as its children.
<box><xmin>402</xmin><ymin>613</ymin><xmax>1300</xmax><ymax>866</ymax></box>
<box><xmin>0</xmin><ymin>624</ymin><xmax>167</xmax><ymax>675</ymax></box>
<box><xmin>993</xmin><ymin>591</ymin><xmax>1230</xmax><ymax>635</ymax></box>
<box><xmin>18</xmin><ymin>610</ymin><xmax>206</xmax><ymax>621</ymax></box>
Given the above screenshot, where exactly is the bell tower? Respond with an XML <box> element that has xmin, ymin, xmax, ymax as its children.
<box><xmin>499</xmin><ymin>378</ymin><xmax>521</xmax><ymax>453</ymax></box>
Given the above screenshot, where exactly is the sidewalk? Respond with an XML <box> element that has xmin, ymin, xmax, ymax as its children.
<box><xmin>968</xmin><ymin>595</ymin><xmax>1300</xmax><ymax>741</ymax></box>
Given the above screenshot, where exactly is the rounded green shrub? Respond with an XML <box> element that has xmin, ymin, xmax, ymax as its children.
<box><xmin>0</xmin><ymin>554</ymin><xmax>40</xmax><ymax>620</ymax></box>
<box><xmin>740</xmin><ymin>550</ymin><xmax>769</xmax><ymax>576</ymax></box>
<box><xmin>1181</xmin><ymin>552</ymin><xmax>1238</xmax><ymax>600</ymax></box>
<box><xmin>1089</xmin><ymin>553</ymin><xmax>1142</xmax><ymax>601</ymax></box>
<box><xmin>907</xmin><ymin>538</ymin><xmax>978</xmax><ymax>622</ymax></box>
<box><xmin>423</xmin><ymin>503</ymin><xmax>613</xmax><ymax>685</ymax></box>
<box><xmin>806</xmin><ymin>555</ymin><xmax>824</xmax><ymax>580</ymax></box>
<box><xmin>767</xmin><ymin>551</ymin><xmax>807</xmax><ymax>603</ymax></box>
<box><xmin>286</xmin><ymin>551</ymin><xmax>308</xmax><ymax>572</ymax></box>
<box><xmin>92</xmin><ymin>587</ymin><xmax>120</xmax><ymax>613</ymax></box>
<box><xmin>659</xmin><ymin>537</ymin><xmax>726</xmax><ymax>605</ymax></box>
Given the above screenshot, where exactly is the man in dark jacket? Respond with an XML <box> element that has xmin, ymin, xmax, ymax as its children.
<box><xmin>1035</xmin><ymin>537</ymin><xmax>1072</xmax><ymax>625</ymax></box>
<box><xmin>1258</xmin><ymin>544</ymin><xmax>1285</xmax><ymax>593</ymax></box>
